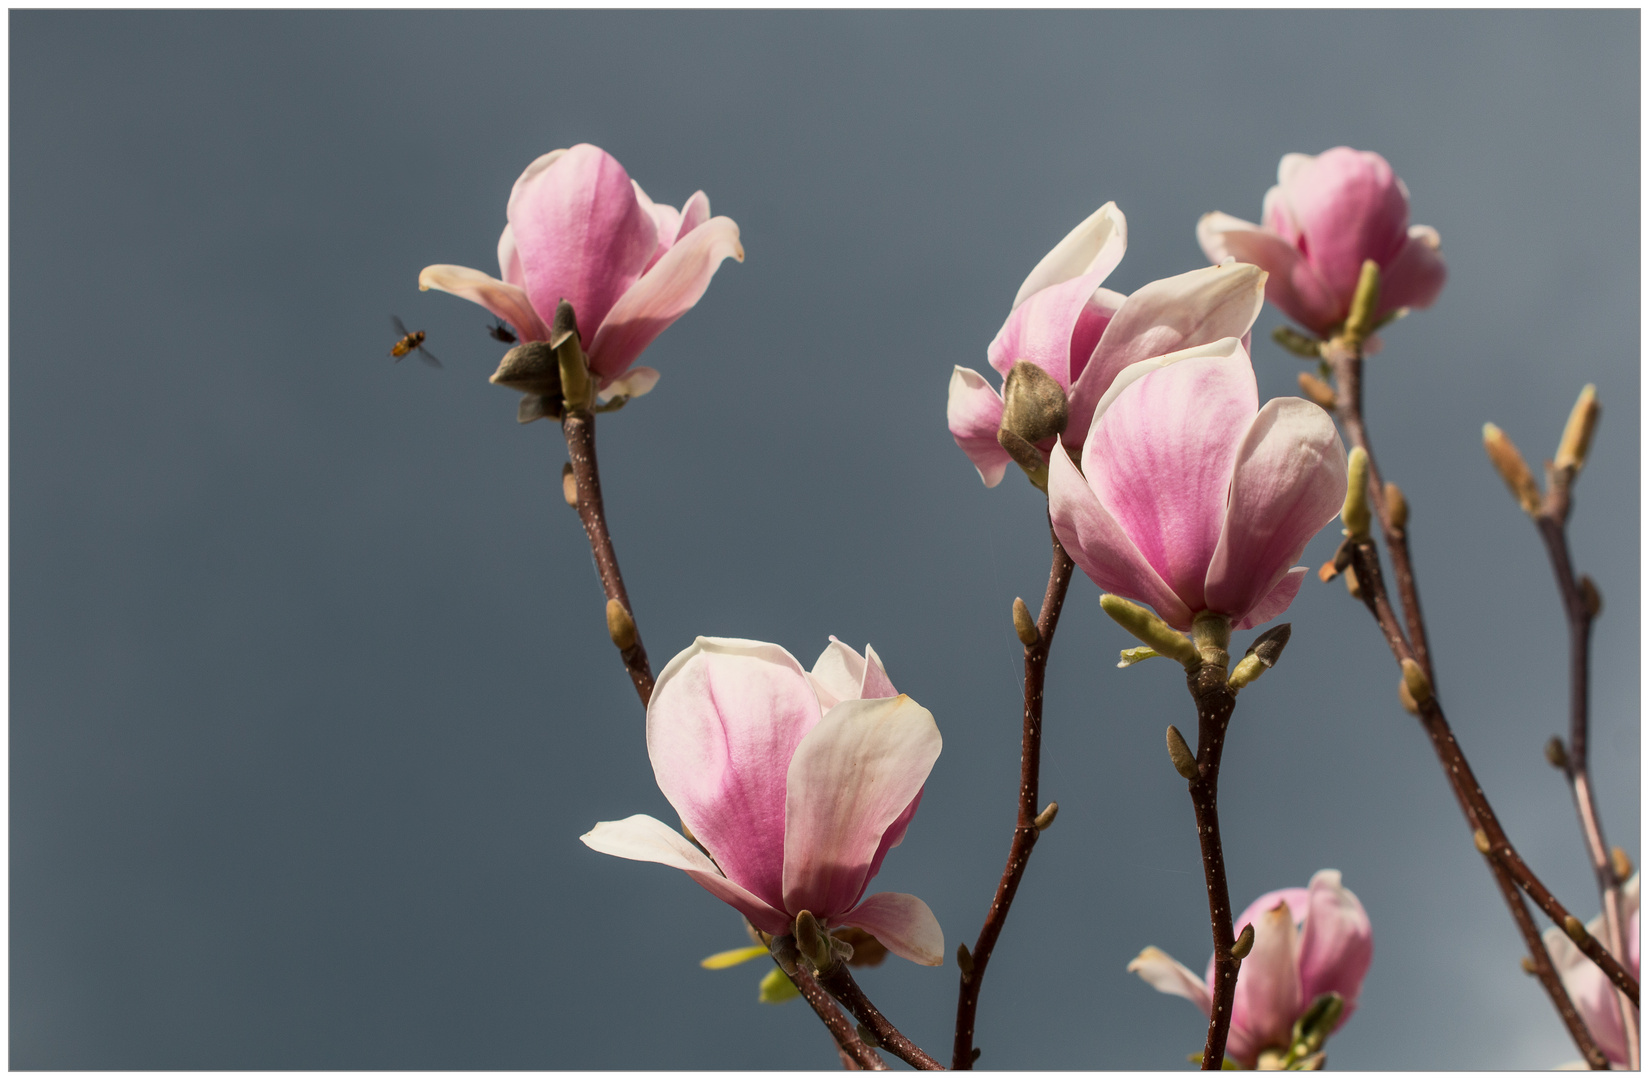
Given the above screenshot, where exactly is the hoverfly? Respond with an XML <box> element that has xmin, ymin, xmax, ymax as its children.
<box><xmin>487</xmin><ymin>320</ymin><xmax>518</xmax><ymax>345</ymax></box>
<box><xmin>390</xmin><ymin>316</ymin><xmax>442</xmax><ymax>368</ymax></box>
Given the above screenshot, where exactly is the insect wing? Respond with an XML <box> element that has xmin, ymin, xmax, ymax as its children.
<box><xmin>415</xmin><ymin>343</ymin><xmax>443</xmax><ymax>369</ymax></box>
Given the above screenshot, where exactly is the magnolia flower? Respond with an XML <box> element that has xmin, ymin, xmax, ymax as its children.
<box><xmin>1129</xmin><ymin>870</ymin><xmax>1373</xmax><ymax>1068</ymax></box>
<box><xmin>1198</xmin><ymin>147</ymin><xmax>1445</xmax><ymax>338</ymax></box>
<box><xmin>948</xmin><ymin>203</ymin><xmax>1266</xmax><ymax>487</ymax></box>
<box><xmin>420</xmin><ymin>143</ymin><xmax>743</xmax><ymax>402</ymax></box>
<box><xmin>581</xmin><ymin>637</ymin><xmax>944</xmax><ymax>966</ymax></box>
<box><xmin>1048</xmin><ymin>338</ymin><xmax>1347</xmax><ymax>632</ymax></box>
<box><xmin>1543</xmin><ymin>873</ymin><xmax>1640</xmax><ymax>1066</ymax></box>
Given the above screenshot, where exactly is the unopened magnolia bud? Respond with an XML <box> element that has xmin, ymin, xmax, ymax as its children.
<box><xmin>956</xmin><ymin>942</ymin><xmax>974</xmax><ymax>977</ymax></box>
<box><xmin>1343</xmin><ymin>565</ymin><xmax>1362</xmax><ymax>600</ymax></box>
<box><xmin>1231</xmin><ymin>923</ymin><xmax>1255</xmax><ymax>960</ymax></box>
<box><xmin>970</xmin><ymin>1048</ymin><xmax>982</xmax><ymax>1064</ymax></box>
<box><xmin>1384</xmin><ymin>481</ymin><xmax>1408</xmax><ymax>532</ymax></box>
<box><xmin>561</xmin><ymin>463</ymin><xmax>578</xmax><ymax>507</ymax></box>
<box><xmin>1273</xmin><ymin>325</ymin><xmax>1323</xmax><ymax>358</ymax></box>
<box><xmin>1544</xmin><ymin>737</ymin><xmax>1569</xmax><ymax>770</ymax></box>
<box><xmin>1401</xmin><ymin>658</ymin><xmax>1433</xmax><ymax>708</ymax></box>
<box><xmin>1343</xmin><ymin>260</ymin><xmax>1382</xmax><ymax>345</ymax></box>
<box><xmin>1297</xmin><ymin>372</ymin><xmax>1337</xmax><ymax>411</ymax></box>
<box><xmin>1483</xmin><ymin>423</ymin><xmax>1543</xmax><ymax>516</ymax></box>
<box><xmin>491</xmin><ymin>341</ymin><xmax>564</xmax><ymax>397</ymax></box>
<box><xmin>1611</xmin><ymin>847</ymin><xmax>1633</xmax><ymax>882</ymax></box>
<box><xmin>606</xmin><ymin>599</ymin><xmax>637</xmax><ymax>650</ymax></box>
<box><xmin>1555</xmin><ymin>384</ymin><xmax>1600</xmax><ymax>475</ymax></box>
<box><xmin>1563</xmin><ymin>915</ymin><xmax>1587</xmax><ymax>945</ymax></box>
<box><xmin>1012</xmin><ymin>597</ymin><xmax>1039</xmax><ymax>646</ymax></box>
<box><xmin>855</xmin><ymin>1023</ymin><xmax>882</xmax><ymax>1049</ymax></box>
<box><xmin>1166</xmin><ymin>725</ymin><xmax>1200</xmax><ymax>781</ymax></box>
<box><xmin>1521</xmin><ymin>956</ymin><xmax>1539</xmax><ymax>976</ymax></box>
<box><xmin>1397</xmin><ymin>679</ymin><xmax>1419</xmax><ymax>716</ymax></box>
<box><xmin>1580</xmin><ymin>576</ymin><xmax>1602</xmax><ymax>619</ymax></box>
<box><xmin>1033</xmin><ymin>801</ymin><xmax>1059</xmax><ymax>831</ymax></box>
<box><xmin>1000</xmin><ymin>361</ymin><xmax>1070</xmax><ymax>445</ymax></box>
<box><xmin>1100</xmin><ymin>594</ymin><xmax>1199</xmax><ymax>667</ymax></box>
<box><xmin>1342</xmin><ymin>447</ymin><xmax>1371</xmax><ymax>539</ymax></box>
<box><xmin>795</xmin><ymin>910</ymin><xmax>831</xmax><ymax>969</ymax></box>
<box><xmin>1473</xmin><ymin>829</ymin><xmax>1491</xmax><ymax>855</ymax></box>
<box><xmin>1245</xmin><ymin>624</ymin><xmax>1292</xmax><ymax>668</ymax></box>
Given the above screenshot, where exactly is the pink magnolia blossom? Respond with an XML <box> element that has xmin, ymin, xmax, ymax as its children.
<box><xmin>420</xmin><ymin>144</ymin><xmax>743</xmax><ymax>401</ymax></box>
<box><xmin>581</xmin><ymin>637</ymin><xmax>944</xmax><ymax>966</ymax></box>
<box><xmin>948</xmin><ymin>203</ymin><xmax>1267</xmax><ymax>487</ymax></box>
<box><xmin>1047</xmin><ymin>338</ymin><xmax>1347</xmax><ymax>632</ymax></box>
<box><xmin>1543</xmin><ymin>873</ymin><xmax>1640</xmax><ymax>1065</ymax></box>
<box><xmin>1198</xmin><ymin>147</ymin><xmax>1445</xmax><ymax>338</ymax></box>
<box><xmin>1129</xmin><ymin>870</ymin><xmax>1373</xmax><ymax>1068</ymax></box>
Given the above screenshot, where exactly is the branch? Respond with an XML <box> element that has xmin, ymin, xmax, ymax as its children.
<box><xmin>1184</xmin><ymin>645</ymin><xmax>1240</xmax><ymax>1069</ymax></box>
<box><xmin>789</xmin><ymin>964</ymin><xmax>889</xmax><ymax>1071</ymax></box>
<box><xmin>951</xmin><ymin>521</ymin><xmax>1075</xmax><ymax>1069</ymax></box>
<box><xmin>815</xmin><ymin>963</ymin><xmax>945</xmax><ymax>1070</ymax></box>
<box><xmin>561</xmin><ymin>409</ymin><xmax>655</xmax><ymax>706</ymax></box>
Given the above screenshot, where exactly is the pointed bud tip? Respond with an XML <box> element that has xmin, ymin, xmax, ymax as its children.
<box><xmin>1384</xmin><ymin>481</ymin><xmax>1408</xmax><ymax>531</ymax></box>
<box><xmin>956</xmin><ymin>942</ymin><xmax>974</xmax><ymax>977</ymax></box>
<box><xmin>1166</xmin><ymin>725</ymin><xmax>1200</xmax><ymax>780</ymax></box>
<box><xmin>1544</xmin><ymin>737</ymin><xmax>1569</xmax><ymax>770</ymax></box>
<box><xmin>561</xmin><ymin>463</ymin><xmax>578</xmax><ymax>507</ymax></box>
<box><xmin>1563</xmin><ymin>915</ymin><xmax>1587</xmax><ymax>944</ymax></box>
<box><xmin>1012</xmin><ymin>597</ymin><xmax>1039</xmax><ymax>646</ymax></box>
<box><xmin>1482</xmin><ymin>422</ymin><xmax>1543</xmax><ymax>516</ymax></box>
<box><xmin>1611</xmin><ymin>847</ymin><xmax>1633</xmax><ymax>882</ymax></box>
<box><xmin>1555</xmin><ymin>384</ymin><xmax>1600</xmax><ymax>474</ymax></box>
<box><xmin>1401</xmin><ymin>658</ymin><xmax>1433</xmax><ymax>707</ymax></box>
<box><xmin>1231</xmin><ymin>923</ymin><xmax>1255</xmax><ymax>960</ymax></box>
<box><xmin>1342</xmin><ymin>448</ymin><xmax>1371</xmax><ymax>539</ymax></box>
<box><xmin>1034</xmin><ymin>801</ymin><xmax>1059</xmax><ymax>831</ymax></box>
<box><xmin>1473</xmin><ymin>829</ymin><xmax>1491</xmax><ymax>855</ymax></box>
<box><xmin>1520</xmin><ymin>955</ymin><xmax>1539</xmax><ymax>976</ymax></box>
<box><xmin>606</xmin><ymin>599</ymin><xmax>637</xmax><ymax>650</ymax></box>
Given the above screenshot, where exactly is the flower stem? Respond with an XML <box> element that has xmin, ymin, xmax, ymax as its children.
<box><xmin>561</xmin><ymin>409</ymin><xmax>654</xmax><ymax>706</ymax></box>
<box><xmin>1184</xmin><ymin>658</ymin><xmax>1240</xmax><ymax>1070</ymax></box>
<box><xmin>788</xmin><ymin>964</ymin><xmax>888</xmax><ymax>1070</ymax></box>
<box><xmin>815</xmin><ymin>962</ymin><xmax>944</xmax><ymax>1070</ymax></box>
<box><xmin>951</xmin><ymin>521</ymin><xmax>1075</xmax><ymax>1069</ymax></box>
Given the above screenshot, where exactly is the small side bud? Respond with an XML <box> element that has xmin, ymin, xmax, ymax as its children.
<box><xmin>1231</xmin><ymin>923</ymin><xmax>1255</xmax><ymax>961</ymax></box>
<box><xmin>1342</xmin><ymin>260</ymin><xmax>1382</xmax><ymax>346</ymax></box>
<box><xmin>1611</xmin><ymin>847</ymin><xmax>1633</xmax><ymax>882</ymax></box>
<box><xmin>1343</xmin><ymin>565</ymin><xmax>1362</xmax><ymax>600</ymax></box>
<box><xmin>1580</xmin><ymin>576</ymin><xmax>1602</xmax><ymax>619</ymax></box>
<box><xmin>1397</xmin><ymin>678</ymin><xmax>1420</xmax><ymax>716</ymax></box>
<box><xmin>1012</xmin><ymin>597</ymin><xmax>1039</xmax><ymax>647</ymax></box>
<box><xmin>956</xmin><ymin>942</ymin><xmax>975</xmax><ymax>977</ymax></box>
<box><xmin>1544</xmin><ymin>737</ymin><xmax>1569</xmax><ymax>771</ymax></box>
<box><xmin>1317</xmin><ymin>560</ymin><xmax>1340</xmax><ymax>583</ymax></box>
<box><xmin>1482</xmin><ymin>423</ymin><xmax>1543</xmax><ymax>517</ymax></box>
<box><xmin>1166</xmin><ymin>725</ymin><xmax>1200</xmax><ymax>781</ymax></box>
<box><xmin>1245</xmin><ymin>624</ymin><xmax>1292</xmax><ymax>668</ymax></box>
<box><xmin>1273</xmin><ymin>324</ymin><xmax>1324</xmax><ymax>359</ymax></box>
<box><xmin>1342</xmin><ymin>447</ymin><xmax>1372</xmax><ymax>540</ymax></box>
<box><xmin>1520</xmin><ymin>956</ymin><xmax>1539</xmax><ymax>976</ymax></box>
<box><xmin>1117</xmin><ymin>646</ymin><xmax>1160</xmax><ymax>668</ymax></box>
<box><xmin>1555</xmin><ymin>384</ymin><xmax>1600</xmax><ymax>475</ymax></box>
<box><xmin>1384</xmin><ymin>481</ymin><xmax>1409</xmax><ymax>532</ymax></box>
<box><xmin>795</xmin><ymin>910</ymin><xmax>832</xmax><ymax>970</ymax></box>
<box><xmin>1473</xmin><ymin>829</ymin><xmax>1491</xmax><ymax>855</ymax></box>
<box><xmin>1034</xmin><ymin>801</ymin><xmax>1059</xmax><ymax>831</ymax></box>
<box><xmin>1100</xmin><ymin>594</ymin><xmax>1200</xmax><ymax>668</ymax></box>
<box><xmin>970</xmin><ymin>1048</ymin><xmax>982</xmax><ymax>1064</ymax></box>
<box><xmin>1401</xmin><ymin>658</ymin><xmax>1433</xmax><ymax>708</ymax></box>
<box><xmin>1563</xmin><ymin>915</ymin><xmax>1587</xmax><ymax>945</ymax></box>
<box><xmin>561</xmin><ymin>463</ymin><xmax>578</xmax><ymax>507</ymax></box>
<box><xmin>1297</xmin><ymin>372</ymin><xmax>1337</xmax><ymax>411</ymax></box>
<box><xmin>606</xmin><ymin>599</ymin><xmax>637</xmax><ymax>650</ymax></box>
<box><xmin>1228</xmin><ymin>654</ymin><xmax>1266</xmax><ymax>691</ymax></box>
<box><xmin>855</xmin><ymin>1023</ymin><xmax>882</xmax><ymax>1050</ymax></box>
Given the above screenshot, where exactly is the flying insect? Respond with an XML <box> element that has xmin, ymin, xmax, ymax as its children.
<box><xmin>390</xmin><ymin>316</ymin><xmax>442</xmax><ymax>368</ymax></box>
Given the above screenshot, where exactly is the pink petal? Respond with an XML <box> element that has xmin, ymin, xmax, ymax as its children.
<box><xmin>1545</xmin><ymin>922</ymin><xmax>1629</xmax><ymax>1064</ymax></box>
<box><xmin>1068</xmin><ymin>263</ymin><xmax>1266</xmax><ymax>443</ymax></box>
<box><xmin>676</xmin><ymin>190</ymin><xmax>711</xmax><ymax>241</ymax></box>
<box><xmin>781</xmin><ymin>695</ymin><xmax>941</xmax><ymax>919</ymax></box>
<box><xmin>838</xmin><ymin>892</ymin><xmax>945</xmax><ymax>966</ymax></box>
<box><xmin>1220</xmin><ymin>900</ymin><xmax>1304</xmax><ymax>1063</ymax></box>
<box><xmin>1011</xmin><ymin>201</ymin><xmax>1128</xmax><ymax>309</ymax></box>
<box><xmin>808</xmin><ymin>638</ymin><xmax>898</xmax><ymax>711</ymax></box>
<box><xmin>1205</xmin><ymin>397</ymin><xmax>1348</xmax><ymax>624</ymax></box>
<box><xmin>1296</xmin><ymin>869</ymin><xmax>1373</xmax><ymax>1023</ymax></box>
<box><xmin>1083</xmin><ymin>355</ymin><xmax>1259</xmax><ymax>616</ymax></box>
<box><xmin>986</xmin><ymin>270</ymin><xmax>1115</xmax><ymax>388</ymax></box>
<box><xmin>1232</xmin><ymin>567</ymin><xmax>1306</xmax><ymax>631</ymax></box>
<box><xmin>631</xmin><ymin>180</ymin><xmax>683</xmax><ymax>272</ymax></box>
<box><xmin>1377</xmin><ymin>224</ymin><xmax>1446</xmax><ymax>318</ymax></box>
<box><xmin>1085</xmin><ymin>337</ymin><xmax>1247</xmax><ymax>438</ymax></box>
<box><xmin>1196</xmin><ymin>212</ymin><xmax>1342</xmax><ymax>335</ymax></box>
<box><xmin>509</xmin><ymin>143</ymin><xmax>659</xmax><ymax>341</ymax></box>
<box><xmin>418</xmin><ymin>264</ymin><xmax>551</xmax><ymax>342</ymax></box>
<box><xmin>1282</xmin><ymin>147</ymin><xmax>1411</xmax><ymax>305</ymax></box>
<box><xmin>580</xmin><ymin>813</ymin><xmax>792</xmax><ymax>936</ymax></box>
<box><xmin>497</xmin><ymin>224</ymin><xmax>526</xmax><ymax>288</ymax></box>
<box><xmin>1128</xmin><ymin>946</ymin><xmax>1212</xmax><ymax>1016</ymax></box>
<box><xmin>946</xmin><ymin>367</ymin><xmax>1012</xmax><ymax>488</ymax></box>
<box><xmin>1047</xmin><ymin>442</ymin><xmax>1193</xmax><ymax>629</ymax></box>
<box><xmin>646</xmin><ymin>637</ymin><xmax>823</xmax><ymax>913</ymax></box>
<box><xmin>586</xmin><ymin>215</ymin><xmax>743</xmax><ymax>380</ymax></box>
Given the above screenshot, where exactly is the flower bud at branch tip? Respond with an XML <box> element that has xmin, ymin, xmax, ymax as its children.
<box><xmin>1563</xmin><ymin>915</ymin><xmax>1587</xmax><ymax>945</ymax></box>
<box><xmin>1555</xmin><ymin>384</ymin><xmax>1600</xmax><ymax>475</ymax></box>
<box><xmin>561</xmin><ymin>463</ymin><xmax>578</xmax><ymax>507</ymax></box>
<box><xmin>1473</xmin><ymin>829</ymin><xmax>1491</xmax><ymax>855</ymax></box>
<box><xmin>1166</xmin><ymin>725</ymin><xmax>1200</xmax><ymax>781</ymax></box>
<box><xmin>956</xmin><ymin>942</ymin><xmax>974</xmax><ymax>977</ymax></box>
<box><xmin>606</xmin><ymin>599</ymin><xmax>637</xmax><ymax>650</ymax></box>
<box><xmin>1401</xmin><ymin>658</ymin><xmax>1433</xmax><ymax>707</ymax></box>
<box><xmin>1012</xmin><ymin>597</ymin><xmax>1039</xmax><ymax>647</ymax></box>
<box><xmin>1297</xmin><ymin>372</ymin><xmax>1337</xmax><ymax>411</ymax></box>
<box><xmin>1342</xmin><ymin>448</ymin><xmax>1371</xmax><ymax>540</ymax></box>
<box><xmin>1482</xmin><ymin>423</ymin><xmax>1543</xmax><ymax>517</ymax></box>
<box><xmin>1034</xmin><ymin>801</ymin><xmax>1059</xmax><ymax>831</ymax></box>
<box><xmin>1384</xmin><ymin>481</ymin><xmax>1408</xmax><ymax>532</ymax></box>
<box><xmin>1100</xmin><ymin>595</ymin><xmax>1200</xmax><ymax>668</ymax></box>
<box><xmin>1580</xmin><ymin>576</ymin><xmax>1602</xmax><ymax>619</ymax></box>
<box><xmin>1231</xmin><ymin>923</ymin><xmax>1255</xmax><ymax>961</ymax></box>
<box><xmin>1544</xmin><ymin>736</ymin><xmax>1569</xmax><ymax>771</ymax></box>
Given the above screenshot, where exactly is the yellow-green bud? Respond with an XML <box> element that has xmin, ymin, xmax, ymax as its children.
<box><xmin>1342</xmin><ymin>447</ymin><xmax>1372</xmax><ymax>540</ymax></box>
<box><xmin>1563</xmin><ymin>915</ymin><xmax>1587</xmax><ymax>945</ymax></box>
<box><xmin>1117</xmin><ymin>646</ymin><xmax>1160</xmax><ymax>668</ymax></box>
<box><xmin>1099</xmin><ymin>594</ymin><xmax>1200</xmax><ymax>667</ymax></box>
<box><xmin>1228</xmin><ymin>654</ymin><xmax>1266</xmax><ymax>691</ymax></box>
<box><xmin>562</xmin><ymin>463</ymin><xmax>578</xmax><ymax>507</ymax></box>
<box><xmin>1166</xmin><ymin>725</ymin><xmax>1200</xmax><ymax>781</ymax></box>
<box><xmin>1544</xmin><ymin>737</ymin><xmax>1569</xmax><ymax>770</ymax></box>
<box><xmin>1273</xmin><ymin>325</ymin><xmax>1324</xmax><ymax>359</ymax></box>
<box><xmin>1342</xmin><ymin>260</ymin><xmax>1383</xmax><ymax>346</ymax></box>
<box><xmin>1231</xmin><ymin>923</ymin><xmax>1255</xmax><ymax>961</ymax></box>
<box><xmin>1612</xmin><ymin>847</ymin><xmax>1633</xmax><ymax>882</ymax></box>
<box><xmin>794</xmin><ymin>910</ymin><xmax>832</xmax><ymax>970</ymax></box>
<box><xmin>1473</xmin><ymin>829</ymin><xmax>1491</xmax><ymax>855</ymax></box>
<box><xmin>606</xmin><ymin>599</ymin><xmax>637</xmax><ymax>650</ymax></box>
<box><xmin>1555</xmin><ymin>384</ymin><xmax>1600</xmax><ymax>475</ymax></box>
<box><xmin>1482</xmin><ymin>423</ymin><xmax>1543</xmax><ymax>516</ymax></box>
<box><xmin>1401</xmin><ymin>658</ymin><xmax>1433</xmax><ymax>708</ymax></box>
<box><xmin>1520</xmin><ymin>956</ymin><xmax>1539</xmax><ymax>976</ymax></box>
<box><xmin>1384</xmin><ymin>481</ymin><xmax>1408</xmax><ymax>532</ymax></box>
<box><xmin>1033</xmin><ymin>801</ymin><xmax>1059</xmax><ymax>831</ymax></box>
<box><xmin>1012</xmin><ymin>597</ymin><xmax>1039</xmax><ymax>646</ymax></box>
<box><xmin>1297</xmin><ymin>372</ymin><xmax>1337</xmax><ymax>411</ymax></box>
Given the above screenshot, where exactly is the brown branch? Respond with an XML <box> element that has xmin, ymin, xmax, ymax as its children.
<box><xmin>789</xmin><ymin>964</ymin><xmax>888</xmax><ymax>1071</ymax></box>
<box><xmin>951</xmin><ymin>521</ymin><xmax>1076</xmax><ymax>1069</ymax></box>
<box><xmin>561</xmin><ymin>409</ymin><xmax>654</xmax><ymax>706</ymax></box>
<box><xmin>815</xmin><ymin>963</ymin><xmax>944</xmax><ymax>1070</ymax></box>
<box><xmin>1185</xmin><ymin>650</ymin><xmax>1240</xmax><ymax>1070</ymax></box>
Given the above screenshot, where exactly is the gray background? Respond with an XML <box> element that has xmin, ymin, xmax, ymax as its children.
<box><xmin>10</xmin><ymin>9</ymin><xmax>1639</xmax><ymax>1070</ymax></box>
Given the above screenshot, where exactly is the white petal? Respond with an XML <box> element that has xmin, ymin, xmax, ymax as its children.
<box><xmin>1012</xmin><ymin>202</ymin><xmax>1128</xmax><ymax>309</ymax></box>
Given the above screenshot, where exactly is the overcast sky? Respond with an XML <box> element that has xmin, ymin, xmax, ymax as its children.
<box><xmin>11</xmin><ymin>9</ymin><xmax>1639</xmax><ymax>1070</ymax></box>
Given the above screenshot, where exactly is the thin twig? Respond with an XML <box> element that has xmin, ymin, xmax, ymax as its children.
<box><xmin>951</xmin><ymin>521</ymin><xmax>1075</xmax><ymax>1069</ymax></box>
<box><xmin>789</xmin><ymin>964</ymin><xmax>888</xmax><ymax>1071</ymax></box>
<box><xmin>815</xmin><ymin>963</ymin><xmax>944</xmax><ymax>1070</ymax></box>
<box><xmin>561</xmin><ymin>409</ymin><xmax>654</xmax><ymax>706</ymax></box>
<box><xmin>1185</xmin><ymin>651</ymin><xmax>1240</xmax><ymax>1069</ymax></box>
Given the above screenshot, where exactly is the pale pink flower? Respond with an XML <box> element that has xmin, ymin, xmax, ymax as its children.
<box><xmin>1047</xmin><ymin>339</ymin><xmax>1346</xmax><ymax>631</ymax></box>
<box><xmin>1543</xmin><ymin>873</ymin><xmax>1640</xmax><ymax>1066</ymax></box>
<box><xmin>1129</xmin><ymin>870</ymin><xmax>1373</xmax><ymax>1068</ymax></box>
<box><xmin>420</xmin><ymin>143</ymin><xmax>743</xmax><ymax>401</ymax></box>
<box><xmin>581</xmin><ymin>637</ymin><xmax>944</xmax><ymax>966</ymax></box>
<box><xmin>948</xmin><ymin>203</ymin><xmax>1266</xmax><ymax>487</ymax></box>
<box><xmin>1198</xmin><ymin>147</ymin><xmax>1445</xmax><ymax>338</ymax></box>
